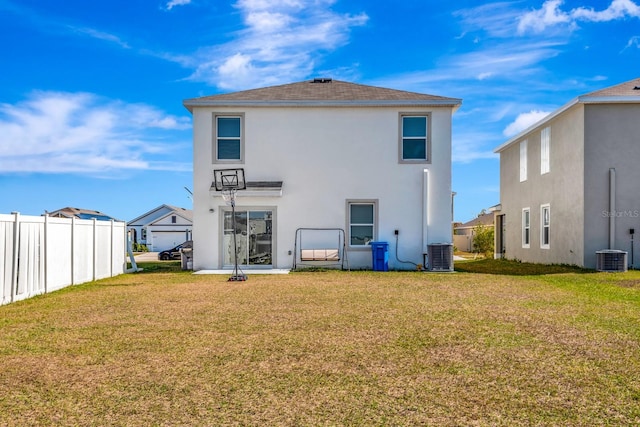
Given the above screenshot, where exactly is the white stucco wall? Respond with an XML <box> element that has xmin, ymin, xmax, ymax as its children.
<box><xmin>191</xmin><ymin>105</ymin><xmax>454</xmax><ymax>270</ymax></box>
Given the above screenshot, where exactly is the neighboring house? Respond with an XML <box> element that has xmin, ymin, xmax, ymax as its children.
<box><xmin>454</xmin><ymin>211</ymin><xmax>495</xmax><ymax>252</ymax></box>
<box><xmin>47</xmin><ymin>207</ymin><xmax>120</xmax><ymax>221</ymax></box>
<box><xmin>494</xmin><ymin>77</ymin><xmax>640</xmax><ymax>268</ymax></box>
<box><xmin>183</xmin><ymin>78</ymin><xmax>461</xmax><ymax>271</ymax></box>
<box><xmin>127</xmin><ymin>205</ymin><xmax>193</xmax><ymax>252</ymax></box>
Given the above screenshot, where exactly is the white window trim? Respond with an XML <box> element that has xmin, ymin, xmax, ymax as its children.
<box><xmin>540</xmin><ymin>204</ymin><xmax>550</xmax><ymax>249</ymax></box>
<box><xmin>541</xmin><ymin>127</ymin><xmax>550</xmax><ymax>175</ymax></box>
<box><xmin>213</xmin><ymin>113</ymin><xmax>245</xmax><ymax>164</ymax></box>
<box><xmin>519</xmin><ymin>140</ymin><xmax>528</xmax><ymax>182</ymax></box>
<box><xmin>398</xmin><ymin>113</ymin><xmax>431</xmax><ymax>164</ymax></box>
<box><xmin>346</xmin><ymin>199</ymin><xmax>378</xmax><ymax>250</ymax></box>
<box><xmin>522</xmin><ymin>208</ymin><xmax>530</xmax><ymax>248</ymax></box>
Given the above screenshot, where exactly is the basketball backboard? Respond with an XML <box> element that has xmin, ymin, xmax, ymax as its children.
<box><xmin>213</xmin><ymin>168</ymin><xmax>247</xmax><ymax>191</ymax></box>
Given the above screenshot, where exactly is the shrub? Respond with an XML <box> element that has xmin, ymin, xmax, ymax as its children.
<box><xmin>133</xmin><ymin>243</ymin><xmax>149</xmax><ymax>252</ymax></box>
<box><xmin>473</xmin><ymin>224</ymin><xmax>494</xmax><ymax>258</ymax></box>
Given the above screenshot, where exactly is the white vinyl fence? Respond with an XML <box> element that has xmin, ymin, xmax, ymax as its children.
<box><xmin>1</xmin><ymin>213</ymin><xmax>127</xmax><ymax>305</ymax></box>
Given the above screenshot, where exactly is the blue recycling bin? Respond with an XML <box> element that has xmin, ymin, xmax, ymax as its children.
<box><xmin>370</xmin><ymin>241</ymin><xmax>389</xmax><ymax>271</ymax></box>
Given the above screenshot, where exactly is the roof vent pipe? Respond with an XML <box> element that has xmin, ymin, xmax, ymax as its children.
<box><xmin>609</xmin><ymin>168</ymin><xmax>616</xmax><ymax>249</ymax></box>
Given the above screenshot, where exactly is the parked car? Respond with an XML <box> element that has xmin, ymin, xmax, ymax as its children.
<box><xmin>158</xmin><ymin>241</ymin><xmax>192</xmax><ymax>260</ymax></box>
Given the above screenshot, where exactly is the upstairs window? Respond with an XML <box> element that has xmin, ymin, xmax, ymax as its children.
<box><xmin>215</xmin><ymin>115</ymin><xmax>244</xmax><ymax>162</ymax></box>
<box><xmin>400</xmin><ymin>114</ymin><xmax>430</xmax><ymax>162</ymax></box>
<box><xmin>519</xmin><ymin>140</ymin><xmax>528</xmax><ymax>182</ymax></box>
<box><xmin>541</xmin><ymin>127</ymin><xmax>550</xmax><ymax>174</ymax></box>
<box><xmin>171</xmin><ymin>215</ymin><xmax>177</xmax><ymax>224</ymax></box>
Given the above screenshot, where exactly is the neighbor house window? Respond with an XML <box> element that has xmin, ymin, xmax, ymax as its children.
<box><xmin>215</xmin><ymin>114</ymin><xmax>244</xmax><ymax>162</ymax></box>
<box><xmin>522</xmin><ymin>208</ymin><xmax>530</xmax><ymax>248</ymax></box>
<box><xmin>141</xmin><ymin>228</ymin><xmax>147</xmax><ymax>240</ymax></box>
<box><xmin>347</xmin><ymin>200</ymin><xmax>377</xmax><ymax>247</ymax></box>
<box><xmin>520</xmin><ymin>140</ymin><xmax>528</xmax><ymax>182</ymax></box>
<box><xmin>171</xmin><ymin>215</ymin><xmax>177</xmax><ymax>224</ymax></box>
<box><xmin>399</xmin><ymin>114</ymin><xmax>430</xmax><ymax>162</ymax></box>
<box><xmin>541</xmin><ymin>204</ymin><xmax>550</xmax><ymax>249</ymax></box>
<box><xmin>541</xmin><ymin>127</ymin><xmax>550</xmax><ymax>174</ymax></box>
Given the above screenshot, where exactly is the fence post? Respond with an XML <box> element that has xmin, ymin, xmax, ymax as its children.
<box><xmin>71</xmin><ymin>216</ymin><xmax>75</xmax><ymax>285</ymax></box>
<box><xmin>43</xmin><ymin>214</ymin><xmax>48</xmax><ymax>294</ymax></box>
<box><xmin>10</xmin><ymin>212</ymin><xmax>20</xmax><ymax>303</ymax></box>
<box><xmin>109</xmin><ymin>219</ymin><xmax>115</xmax><ymax>277</ymax></box>
<box><xmin>93</xmin><ymin>218</ymin><xmax>97</xmax><ymax>282</ymax></box>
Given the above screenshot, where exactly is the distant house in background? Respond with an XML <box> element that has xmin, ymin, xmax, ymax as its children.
<box><xmin>453</xmin><ymin>208</ymin><xmax>497</xmax><ymax>252</ymax></box>
<box><xmin>47</xmin><ymin>207</ymin><xmax>120</xmax><ymax>222</ymax></box>
<box><xmin>494</xmin><ymin>77</ymin><xmax>640</xmax><ymax>269</ymax></box>
<box><xmin>127</xmin><ymin>205</ymin><xmax>192</xmax><ymax>252</ymax></box>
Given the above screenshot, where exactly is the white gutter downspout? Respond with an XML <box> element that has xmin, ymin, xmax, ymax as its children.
<box><xmin>609</xmin><ymin>168</ymin><xmax>616</xmax><ymax>249</ymax></box>
<box><xmin>422</xmin><ymin>169</ymin><xmax>429</xmax><ymax>253</ymax></box>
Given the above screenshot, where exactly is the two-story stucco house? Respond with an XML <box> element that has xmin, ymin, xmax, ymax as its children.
<box><xmin>494</xmin><ymin>77</ymin><xmax>640</xmax><ymax>269</ymax></box>
<box><xmin>183</xmin><ymin>78</ymin><xmax>461</xmax><ymax>271</ymax></box>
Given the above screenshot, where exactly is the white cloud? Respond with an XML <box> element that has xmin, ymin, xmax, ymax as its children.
<box><xmin>70</xmin><ymin>26</ymin><xmax>131</xmax><ymax>49</ymax></box>
<box><xmin>0</xmin><ymin>91</ymin><xmax>191</xmax><ymax>174</ymax></box>
<box><xmin>453</xmin><ymin>141</ymin><xmax>498</xmax><ymax>164</ymax></box>
<box><xmin>572</xmin><ymin>0</ymin><xmax>640</xmax><ymax>21</ymax></box>
<box><xmin>518</xmin><ymin>0</ymin><xmax>640</xmax><ymax>34</ymax></box>
<box><xmin>517</xmin><ymin>0</ymin><xmax>571</xmax><ymax>34</ymax></box>
<box><xmin>245</xmin><ymin>11</ymin><xmax>293</xmax><ymax>32</ymax></box>
<box><xmin>371</xmin><ymin>40</ymin><xmax>562</xmax><ymax>92</ymax></box>
<box><xmin>452</xmin><ymin>127</ymin><xmax>500</xmax><ymax>164</ymax></box>
<box><xmin>503</xmin><ymin>110</ymin><xmax>550</xmax><ymax>137</ymax></box>
<box><xmin>454</xmin><ymin>3</ymin><xmax>524</xmax><ymax>38</ymax></box>
<box><xmin>165</xmin><ymin>0</ymin><xmax>191</xmax><ymax>11</ymax></box>
<box><xmin>623</xmin><ymin>35</ymin><xmax>640</xmax><ymax>50</ymax></box>
<box><xmin>188</xmin><ymin>0</ymin><xmax>368</xmax><ymax>90</ymax></box>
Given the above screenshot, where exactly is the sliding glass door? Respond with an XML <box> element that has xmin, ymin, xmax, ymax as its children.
<box><xmin>223</xmin><ymin>209</ymin><xmax>273</xmax><ymax>267</ymax></box>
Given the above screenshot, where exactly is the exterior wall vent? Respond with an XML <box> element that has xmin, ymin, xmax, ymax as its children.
<box><xmin>427</xmin><ymin>243</ymin><xmax>454</xmax><ymax>272</ymax></box>
<box><xmin>595</xmin><ymin>250</ymin><xmax>628</xmax><ymax>272</ymax></box>
<box><xmin>312</xmin><ymin>78</ymin><xmax>332</xmax><ymax>83</ymax></box>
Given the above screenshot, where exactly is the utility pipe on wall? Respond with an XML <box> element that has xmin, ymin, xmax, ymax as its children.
<box><xmin>609</xmin><ymin>168</ymin><xmax>616</xmax><ymax>249</ymax></box>
<box><xmin>422</xmin><ymin>169</ymin><xmax>429</xmax><ymax>254</ymax></box>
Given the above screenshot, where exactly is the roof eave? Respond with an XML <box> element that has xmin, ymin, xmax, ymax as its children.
<box><xmin>578</xmin><ymin>95</ymin><xmax>640</xmax><ymax>104</ymax></box>
<box><xmin>183</xmin><ymin>99</ymin><xmax>462</xmax><ymax>112</ymax></box>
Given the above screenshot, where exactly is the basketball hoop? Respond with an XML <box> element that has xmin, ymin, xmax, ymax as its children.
<box><xmin>213</xmin><ymin>168</ymin><xmax>247</xmax><ymax>282</ymax></box>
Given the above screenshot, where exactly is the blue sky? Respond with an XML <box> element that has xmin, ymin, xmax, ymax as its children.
<box><xmin>0</xmin><ymin>0</ymin><xmax>639</xmax><ymax>222</ymax></box>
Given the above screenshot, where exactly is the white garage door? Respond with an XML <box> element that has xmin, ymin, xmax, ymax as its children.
<box><xmin>150</xmin><ymin>232</ymin><xmax>187</xmax><ymax>252</ymax></box>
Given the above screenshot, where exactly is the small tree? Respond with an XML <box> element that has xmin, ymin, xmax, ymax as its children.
<box><xmin>472</xmin><ymin>224</ymin><xmax>494</xmax><ymax>258</ymax></box>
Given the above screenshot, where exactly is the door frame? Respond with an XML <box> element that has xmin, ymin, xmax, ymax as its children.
<box><xmin>219</xmin><ymin>205</ymin><xmax>277</xmax><ymax>269</ymax></box>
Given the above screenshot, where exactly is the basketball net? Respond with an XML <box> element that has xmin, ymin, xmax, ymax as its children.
<box><xmin>221</xmin><ymin>188</ymin><xmax>237</xmax><ymax>206</ymax></box>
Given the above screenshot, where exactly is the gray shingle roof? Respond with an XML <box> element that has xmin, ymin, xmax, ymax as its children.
<box><xmin>582</xmin><ymin>77</ymin><xmax>640</xmax><ymax>98</ymax></box>
<box><xmin>47</xmin><ymin>207</ymin><xmax>120</xmax><ymax>221</ymax></box>
<box><xmin>184</xmin><ymin>79</ymin><xmax>461</xmax><ymax>110</ymax></box>
<box><xmin>456</xmin><ymin>213</ymin><xmax>494</xmax><ymax>229</ymax></box>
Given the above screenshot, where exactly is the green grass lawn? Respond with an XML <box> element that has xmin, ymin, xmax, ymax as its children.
<box><xmin>1</xmin><ymin>261</ymin><xmax>640</xmax><ymax>426</ymax></box>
